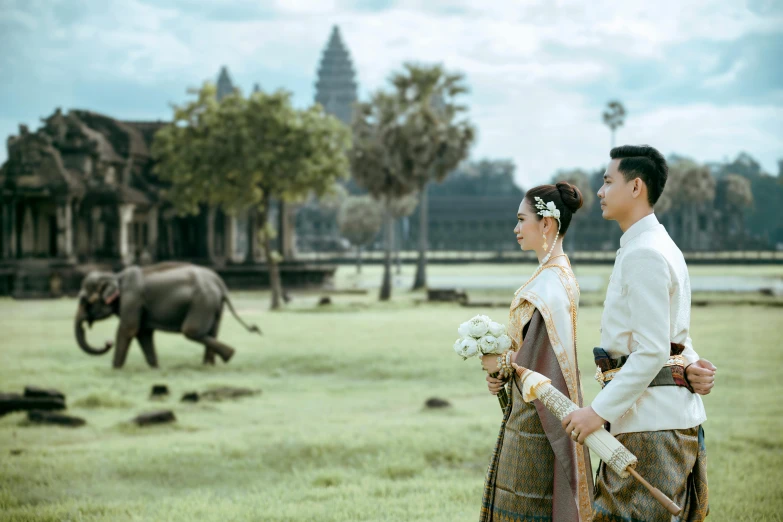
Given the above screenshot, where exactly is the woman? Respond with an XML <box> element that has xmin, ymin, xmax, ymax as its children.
<box><xmin>479</xmin><ymin>182</ymin><xmax>594</xmax><ymax>522</ymax></box>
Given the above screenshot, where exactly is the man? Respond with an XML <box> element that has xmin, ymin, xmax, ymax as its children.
<box><xmin>562</xmin><ymin>145</ymin><xmax>716</xmax><ymax>521</ymax></box>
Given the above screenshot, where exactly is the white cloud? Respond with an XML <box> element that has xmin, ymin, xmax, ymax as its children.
<box><xmin>702</xmin><ymin>60</ymin><xmax>747</xmax><ymax>88</ymax></box>
<box><xmin>0</xmin><ymin>0</ymin><xmax>781</xmax><ymax>181</ymax></box>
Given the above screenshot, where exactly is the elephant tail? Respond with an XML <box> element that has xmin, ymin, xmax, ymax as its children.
<box><xmin>222</xmin><ymin>295</ymin><xmax>263</xmax><ymax>336</ymax></box>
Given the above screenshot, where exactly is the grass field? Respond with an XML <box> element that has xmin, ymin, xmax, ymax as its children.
<box><xmin>1</xmin><ymin>264</ymin><xmax>782</xmax><ymax>521</ymax></box>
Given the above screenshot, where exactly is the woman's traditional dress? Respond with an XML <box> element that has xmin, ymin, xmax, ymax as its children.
<box><xmin>480</xmin><ymin>264</ymin><xmax>594</xmax><ymax>522</ymax></box>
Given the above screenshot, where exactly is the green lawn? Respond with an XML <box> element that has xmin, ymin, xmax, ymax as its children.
<box><xmin>0</xmin><ymin>267</ymin><xmax>781</xmax><ymax>521</ymax></box>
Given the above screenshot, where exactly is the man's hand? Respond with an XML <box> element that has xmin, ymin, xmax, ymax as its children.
<box><xmin>562</xmin><ymin>407</ymin><xmax>606</xmax><ymax>444</ymax></box>
<box><xmin>480</xmin><ymin>354</ymin><xmax>499</xmax><ymax>373</ymax></box>
<box><xmin>486</xmin><ymin>374</ymin><xmax>506</xmax><ymax>395</ymax></box>
<box><xmin>686</xmin><ymin>359</ymin><xmax>717</xmax><ymax>395</ymax></box>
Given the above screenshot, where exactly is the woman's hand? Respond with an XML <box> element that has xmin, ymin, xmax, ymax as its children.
<box><xmin>486</xmin><ymin>373</ymin><xmax>506</xmax><ymax>395</ymax></box>
<box><xmin>480</xmin><ymin>354</ymin><xmax>499</xmax><ymax>373</ymax></box>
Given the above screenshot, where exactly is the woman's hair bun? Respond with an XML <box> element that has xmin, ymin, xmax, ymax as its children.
<box><xmin>555</xmin><ymin>181</ymin><xmax>583</xmax><ymax>213</ymax></box>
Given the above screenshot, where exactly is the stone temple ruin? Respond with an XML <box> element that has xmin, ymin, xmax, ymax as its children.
<box><xmin>0</xmin><ymin>26</ymin><xmax>365</xmax><ymax>298</ymax></box>
<box><xmin>0</xmin><ymin>108</ymin><xmax>327</xmax><ymax>298</ymax></box>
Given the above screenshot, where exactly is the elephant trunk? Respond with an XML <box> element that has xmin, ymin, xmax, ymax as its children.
<box><xmin>74</xmin><ymin>303</ymin><xmax>113</xmax><ymax>356</ymax></box>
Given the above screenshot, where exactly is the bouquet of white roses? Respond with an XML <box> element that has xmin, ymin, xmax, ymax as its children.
<box><xmin>453</xmin><ymin>314</ymin><xmax>513</xmax><ymax>410</ymax></box>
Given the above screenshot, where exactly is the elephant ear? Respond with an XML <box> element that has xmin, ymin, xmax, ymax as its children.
<box><xmin>100</xmin><ymin>279</ymin><xmax>120</xmax><ymax>305</ymax></box>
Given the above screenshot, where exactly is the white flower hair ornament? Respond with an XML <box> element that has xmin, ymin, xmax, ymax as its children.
<box><xmin>533</xmin><ymin>196</ymin><xmax>561</xmax><ymax>265</ymax></box>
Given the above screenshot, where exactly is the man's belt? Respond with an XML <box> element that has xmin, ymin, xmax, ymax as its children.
<box><xmin>593</xmin><ymin>343</ymin><xmax>694</xmax><ymax>392</ymax></box>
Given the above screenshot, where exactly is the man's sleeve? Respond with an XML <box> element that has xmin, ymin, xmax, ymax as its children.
<box><xmin>591</xmin><ymin>249</ymin><xmax>672</xmax><ymax>423</ymax></box>
<box><xmin>681</xmin><ymin>335</ymin><xmax>700</xmax><ymax>366</ymax></box>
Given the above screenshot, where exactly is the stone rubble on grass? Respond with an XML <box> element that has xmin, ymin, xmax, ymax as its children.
<box><xmin>200</xmin><ymin>387</ymin><xmax>261</xmax><ymax>401</ymax></box>
<box><xmin>150</xmin><ymin>384</ymin><xmax>170</xmax><ymax>399</ymax></box>
<box><xmin>27</xmin><ymin>410</ymin><xmax>86</xmax><ymax>427</ymax></box>
<box><xmin>133</xmin><ymin>410</ymin><xmax>176</xmax><ymax>426</ymax></box>
<box><xmin>0</xmin><ymin>386</ymin><xmax>67</xmax><ymax>417</ymax></box>
<box><xmin>181</xmin><ymin>392</ymin><xmax>200</xmax><ymax>402</ymax></box>
<box><xmin>424</xmin><ymin>397</ymin><xmax>451</xmax><ymax>409</ymax></box>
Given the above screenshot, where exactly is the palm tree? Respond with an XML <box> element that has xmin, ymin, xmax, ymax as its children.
<box><xmin>602</xmin><ymin>101</ymin><xmax>626</xmax><ymax>149</ymax></box>
<box><xmin>390</xmin><ymin>63</ymin><xmax>476</xmax><ymax>290</ymax></box>
<box><xmin>388</xmin><ymin>194</ymin><xmax>419</xmax><ymax>274</ymax></box>
<box><xmin>350</xmin><ymin>92</ymin><xmax>419</xmax><ymax>300</ymax></box>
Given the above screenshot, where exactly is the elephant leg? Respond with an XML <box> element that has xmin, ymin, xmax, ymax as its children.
<box><xmin>202</xmin><ymin>313</ymin><xmax>222</xmax><ymax>365</ymax></box>
<box><xmin>112</xmin><ymin>327</ymin><xmax>136</xmax><ymax>369</ymax></box>
<box><xmin>182</xmin><ymin>308</ymin><xmax>235</xmax><ymax>363</ymax></box>
<box><xmin>137</xmin><ymin>329</ymin><xmax>159</xmax><ymax>368</ymax></box>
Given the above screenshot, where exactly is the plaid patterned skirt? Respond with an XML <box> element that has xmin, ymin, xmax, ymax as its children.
<box><xmin>593</xmin><ymin>426</ymin><xmax>709</xmax><ymax>522</ymax></box>
<box><xmin>480</xmin><ymin>381</ymin><xmax>555</xmax><ymax>522</ymax></box>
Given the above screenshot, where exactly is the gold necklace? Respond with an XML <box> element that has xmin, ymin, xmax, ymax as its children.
<box><xmin>515</xmin><ymin>254</ymin><xmax>569</xmax><ymax>296</ymax></box>
<box><xmin>516</xmin><ymin>254</ymin><xmax>579</xmax><ymax>353</ymax></box>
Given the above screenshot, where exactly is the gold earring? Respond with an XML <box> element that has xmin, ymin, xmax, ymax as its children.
<box><xmin>542</xmin><ymin>233</ymin><xmax>548</xmax><ymax>251</ymax></box>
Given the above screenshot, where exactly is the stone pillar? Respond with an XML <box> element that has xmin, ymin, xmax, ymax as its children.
<box><xmin>56</xmin><ymin>201</ymin><xmax>74</xmax><ymax>260</ymax></box>
<box><xmin>8</xmin><ymin>201</ymin><xmax>17</xmax><ymax>259</ymax></box>
<box><xmin>0</xmin><ymin>203</ymin><xmax>8</xmax><ymax>259</ymax></box>
<box><xmin>90</xmin><ymin>207</ymin><xmax>102</xmax><ymax>258</ymax></box>
<box><xmin>119</xmin><ymin>204</ymin><xmax>135</xmax><ymax>265</ymax></box>
<box><xmin>21</xmin><ymin>205</ymin><xmax>35</xmax><ymax>256</ymax></box>
<box><xmin>147</xmin><ymin>206</ymin><xmax>159</xmax><ymax>261</ymax></box>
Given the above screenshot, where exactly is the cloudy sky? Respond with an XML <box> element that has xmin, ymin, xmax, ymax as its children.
<box><xmin>1</xmin><ymin>0</ymin><xmax>781</xmax><ymax>187</ymax></box>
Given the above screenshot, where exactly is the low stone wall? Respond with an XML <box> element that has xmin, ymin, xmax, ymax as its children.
<box><xmin>0</xmin><ymin>260</ymin><xmax>336</xmax><ymax>298</ymax></box>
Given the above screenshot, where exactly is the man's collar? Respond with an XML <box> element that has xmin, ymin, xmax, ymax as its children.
<box><xmin>620</xmin><ymin>213</ymin><xmax>659</xmax><ymax>248</ymax></box>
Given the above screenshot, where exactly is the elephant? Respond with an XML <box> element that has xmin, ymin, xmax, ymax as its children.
<box><xmin>74</xmin><ymin>262</ymin><xmax>261</xmax><ymax>369</ymax></box>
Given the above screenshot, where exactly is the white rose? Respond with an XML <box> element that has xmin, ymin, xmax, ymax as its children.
<box><xmin>496</xmin><ymin>334</ymin><xmax>512</xmax><ymax>351</ymax></box>
<box><xmin>457</xmin><ymin>322</ymin><xmax>471</xmax><ymax>338</ymax></box>
<box><xmin>488</xmin><ymin>321</ymin><xmax>506</xmax><ymax>337</ymax></box>
<box><xmin>453</xmin><ymin>338</ymin><xmax>465</xmax><ymax>356</ymax></box>
<box><xmin>460</xmin><ymin>337</ymin><xmax>479</xmax><ymax>358</ymax></box>
<box><xmin>546</xmin><ymin>201</ymin><xmax>557</xmax><ymax>212</ymax></box>
<box><xmin>467</xmin><ymin>316</ymin><xmax>489</xmax><ymax>338</ymax></box>
<box><xmin>478</xmin><ymin>335</ymin><xmax>498</xmax><ymax>354</ymax></box>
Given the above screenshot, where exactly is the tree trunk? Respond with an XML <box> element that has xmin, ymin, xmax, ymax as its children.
<box><xmin>412</xmin><ymin>187</ymin><xmax>428</xmax><ymax>290</ymax></box>
<box><xmin>395</xmin><ymin>218</ymin><xmax>402</xmax><ymax>275</ymax></box>
<box><xmin>380</xmin><ymin>206</ymin><xmax>393</xmax><ymax>301</ymax></box>
<box><xmin>259</xmin><ymin>199</ymin><xmax>283</xmax><ymax>310</ymax></box>
<box><xmin>206</xmin><ymin>207</ymin><xmax>216</xmax><ymax>263</ymax></box>
<box><xmin>356</xmin><ymin>245</ymin><xmax>362</xmax><ymax>274</ymax></box>
<box><xmin>245</xmin><ymin>208</ymin><xmax>256</xmax><ymax>265</ymax></box>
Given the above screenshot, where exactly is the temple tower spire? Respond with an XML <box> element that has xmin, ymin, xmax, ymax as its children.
<box><xmin>216</xmin><ymin>66</ymin><xmax>236</xmax><ymax>101</ymax></box>
<box><xmin>314</xmin><ymin>26</ymin><xmax>358</xmax><ymax>125</ymax></box>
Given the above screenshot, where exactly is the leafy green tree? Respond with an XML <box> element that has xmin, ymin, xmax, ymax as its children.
<box><xmin>337</xmin><ymin>196</ymin><xmax>383</xmax><ymax>274</ymax></box>
<box><xmin>152</xmin><ymin>83</ymin><xmax>351</xmax><ymax>309</ymax></box>
<box><xmin>715</xmin><ymin>173</ymin><xmax>754</xmax><ymax>248</ymax></box>
<box><xmin>665</xmin><ymin>159</ymin><xmax>716</xmax><ymax>248</ymax></box>
<box><xmin>714</xmin><ymin>153</ymin><xmax>783</xmax><ymax>247</ymax></box>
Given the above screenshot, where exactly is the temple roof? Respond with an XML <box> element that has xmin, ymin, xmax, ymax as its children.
<box><xmin>0</xmin><ymin>109</ymin><xmax>160</xmax><ymax>205</ymax></box>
